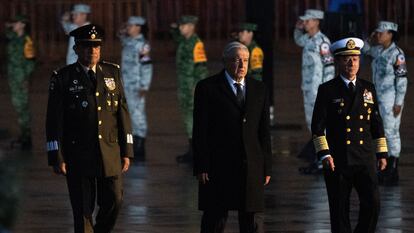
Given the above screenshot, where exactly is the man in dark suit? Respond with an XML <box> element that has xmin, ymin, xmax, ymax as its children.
<box><xmin>193</xmin><ymin>41</ymin><xmax>272</xmax><ymax>233</ymax></box>
<box><xmin>46</xmin><ymin>24</ymin><xmax>133</xmax><ymax>233</ymax></box>
<box><xmin>312</xmin><ymin>37</ymin><xmax>388</xmax><ymax>233</ymax></box>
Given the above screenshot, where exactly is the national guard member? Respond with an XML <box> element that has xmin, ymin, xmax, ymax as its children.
<box><xmin>362</xmin><ymin>21</ymin><xmax>408</xmax><ymax>184</ymax></box>
<box><xmin>294</xmin><ymin>9</ymin><xmax>335</xmax><ymax>131</ymax></box>
<box><xmin>170</xmin><ymin>15</ymin><xmax>208</xmax><ymax>163</ymax></box>
<box><xmin>312</xmin><ymin>37</ymin><xmax>388</xmax><ymax>233</ymax></box>
<box><xmin>61</xmin><ymin>3</ymin><xmax>91</xmax><ymax>65</ymax></box>
<box><xmin>5</xmin><ymin>15</ymin><xmax>35</xmax><ymax>149</ymax></box>
<box><xmin>119</xmin><ymin>16</ymin><xmax>152</xmax><ymax>161</ymax></box>
<box><xmin>235</xmin><ymin>23</ymin><xmax>264</xmax><ymax>81</ymax></box>
<box><xmin>46</xmin><ymin>24</ymin><xmax>133</xmax><ymax>233</ymax></box>
<box><xmin>294</xmin><ymin>9</ymin><xmax>335</xmax><ymax>174</ymax></box>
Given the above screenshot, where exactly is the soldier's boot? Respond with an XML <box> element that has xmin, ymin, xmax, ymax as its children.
<box><xmin>133</xmin><ymin>136</ymin><xmax>146</xmax><ymax>163</ymax></box>
<box><xmin>176</xmin><ymin>139</ymin><xmax>193</xmax><ymax>164</ymax></box>
<box><xmin>383</xmin><ymin>156</ymin><xmax>399</xmax><ymax>185</ymax></box>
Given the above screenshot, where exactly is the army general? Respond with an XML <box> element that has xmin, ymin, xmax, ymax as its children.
<box><xmin>46</xmin><ymin>24</ymin><xmax>133</xmax><ymax>233</ymax></box>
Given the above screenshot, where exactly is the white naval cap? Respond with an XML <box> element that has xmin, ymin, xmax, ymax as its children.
<box><xmin>127</xmin><ymin>16</ymin><xmax>146</xmax><ymax>26</ymax></box>
<box><xmin>330</xmin><ymin>37</ymin><xmax>364</xmax><ymax>56</ymax></box>
<box><xmin>299</xmin><ymin>9</ymin><xmax>324</xmax><ymax>20</ymax></box>
<box><xmin>71</xmin><ymin>4</ymin><xmax>91</xmax><ymax>14</ymax></box>
<box><xmin>376</xmin><ymin>21</ymin><xmax>398</xmax><ymax>32</ymax></box>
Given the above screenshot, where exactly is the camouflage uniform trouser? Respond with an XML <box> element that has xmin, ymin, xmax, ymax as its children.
<box><xmin>177</xmin><ymin>75</ymin><xmax>196</xmax><ymax>139</ymax></box>
<box><xmin>7</xmin><ymin>67</ymin><xmax>31</xmax><ymax>141</ymax></box>
<box><xmin>124</xmin><ymin>88</ymin><xmax>147</xmax><ymax>138</ymax></box>
<box><xmin>303</xmin><ymin>89</ymin><xmax>318</xmax><ymax>132</ymax></box>
<box><xmin>379</xmin><ymin>102</ymin><xmax>402</xmax><ymax>158</ymax></box>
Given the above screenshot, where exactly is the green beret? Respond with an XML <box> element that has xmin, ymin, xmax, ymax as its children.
<box><xmin>178</xmin><ymin>15</ymin><xmax>198</xmax><ymax>25</ymax></box>
<box><xmin>238</xmin><ymin>23</ymin><xmax>257</xmax><ymax>32</ymax></box>
<box><xmin>12</xmin><ymin>15</ymin><xmax>28</xmax><ymax>23</ymax></box>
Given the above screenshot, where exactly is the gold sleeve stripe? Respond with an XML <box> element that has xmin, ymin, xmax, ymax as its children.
<box><xmin>313</xmin><ymin>136</ymin><xmax>329</xmax><ymax>153</ymax></box>
<box><xmin>375</xmin><ymin>137</ymin><xmax>388</xmax><ymax>153</ymax></box>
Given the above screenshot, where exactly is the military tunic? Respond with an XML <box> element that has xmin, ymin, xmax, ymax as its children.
<box><xmin>312</xmin><ymin>77</ymin><xmax>388</xmax><ymax>232</ymax></box>
<box><xmin>120</xmin><ymin>34</ymin><xmax>153</xmax><ymax>138</ymax></box>
<box><xmin>171</xmin><ymin>28</ymin><xmax>208</xmax><ymax>138</ymax></box>
<box><xmin>362</xmin><ymin>42</ymin><xmax>408</xmax><ymax>157</ymax></box>
<box><xmin>6</xmin><ymin>29</ymin><xmax>35</xmax><ymax>142</ymax></box>
<box><xmin>61</xmin><ymin>21</ymin><xmax>90</xmax><ymax>65</ymax></box>
<box><xmin>246</xmin><ymin>40</ymin><xmax>264</xmax><ymax>81</ymax></box>
<box><xmin>294</xmin><ymin>29</ymin><xmax>335</xmax><ymax>131</ymax></box>
<box><xmin>46</xmin><ymin>61</ymin><xmax>134</xmax><ymax>177</ymax></box>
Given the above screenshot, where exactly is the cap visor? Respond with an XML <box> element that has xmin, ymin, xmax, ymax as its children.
<box><xmin>335</xmin><ymin>51</ymin><xmax>361</xmax><ymax>56</ymax></box>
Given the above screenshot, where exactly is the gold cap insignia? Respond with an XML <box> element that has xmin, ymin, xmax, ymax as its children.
<box><xmin>91</xmin><ymin>34</ymin><xmax>96</xmax><ymax>39</ymax></box>
<box><xmin>346</xmin><ymin>39</ymin><xmax>356</xmax><ymax>49</ymax></box>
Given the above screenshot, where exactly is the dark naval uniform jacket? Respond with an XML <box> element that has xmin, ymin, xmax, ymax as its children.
<box><xmin>46</xmin><ymin>61</ymin><xmax>134</xmax><ymax>177</ymax></box>
<box><xmin>311</xmin><ymin>76</ymin><xmax>388</xmax><ymax>172</ymax></box>
<box><xmin>193</xmin><ymin>70</ymin><xmax>272</xmax><ymax>212</ymax></box>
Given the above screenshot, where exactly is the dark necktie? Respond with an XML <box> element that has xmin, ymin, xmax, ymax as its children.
<box><xmin>348</xmin><ymin>82</ymin><xmax>355</xmax><ymax>94</ymax></box>
<box><xmin>234</xmin><ymin>83</ymin><xmax>244</xmax><ymax>107</ymax></box>
<box><xmin>88</xmin><ymin>69</ymin><xmax>97</xmax><ymax>88</ymax></box>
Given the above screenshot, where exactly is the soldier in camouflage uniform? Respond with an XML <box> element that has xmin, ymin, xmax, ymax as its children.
<box><xmin>170</xmin><ymin>15</ymin><xmax>208</xmax><ymax>163</ymax></box>
<box><xmin>61</xmin><ymin>4</ymin><xmax>91</xmax><ymax>65</ymax></box>
<box><xmin>235</xmin><ymin>23</ymin><xmax>264</xmax><ymax>81</ymax></box>
<box><xmin>294</xmin><ymin>9</ymin><xmax>335</xmax><ymax>174</ymax></box>
<box><xmin>294</xmin><ymin>9</ymin><xmax>335</xmax><ymax>131</ymax></box>
<box><xmin>5</xmin><ymin>15</ymin><xmax>35</xmax><ymax>149</ymax></box>
<box><xmin>119</xmin><ymin>16</ymin><xmax>153</xmax><ymax>161</ymax></box>
<box><xmin>362</xmin><ymin>21</ymin><xmax>408</xmax><ymax>184</ymax></box>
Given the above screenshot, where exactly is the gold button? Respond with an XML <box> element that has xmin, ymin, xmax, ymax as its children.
<box><xmin>99</xmin><ymin>120</ymin><xmax>102</xmax><ymax>125</ymax></box>
<box><xmin>98</xmin><ymin>135</ymin><xmax>102</xmax><ymax>139</ymax></box>
<box><xmin>346</xmin><ymin>140</ymin><xmax>351</xmax><ymax>145</ymax></box>
<box><xmin>360</xmin><ymin>140</ymin><xmax>364</xmax><ymax>145</ymax></box>
<box><xmin>346</xmin><ymin>128</ymin><xmax>351</xmax><ymax>132</ymax></box>
<box><xmin>243</xmin><ymin>118</ymin><xmax>247</xmax><ymax>123</ymax></box>
<box><xmin>346</xmin><ymin>116</ymin><xmax>350</xmax><ymax>120</ymax></box>
<box><xmin>98</xmin><ymin>106</ymin><xmax>102</xmax><ymax>111</ymax></box>
<box><xmin>340</xmin><ymin>102</ymin><xmax>345</xmax><ymax>107</ymax></box>
<box><xmin>364</xmin><ymin>103</ymin><xmax>368</xmax><ymax>107</ymax></box>
<box><xmin>359</xmin><ymin>128</ymin><xmax>363</xmax><ymax>132</ymax></box>
<box><xmin>360</xmin><ymin>115</ymin><xmax>364</xmax><ymax>120</ymax></box>
<box><xmin>95</xmin><ymin>92</ymin><xmax>99</xmax><ymax>97</ymax></box>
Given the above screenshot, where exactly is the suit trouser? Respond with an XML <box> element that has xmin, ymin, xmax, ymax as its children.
<box><xmin>200</xmin><ymin>209</ymin><xmax>264</xmax><ymax>233</ymax></box>
<box><xmin>324</xmin><ymin>165</ymin><xmax>380</xmax><ymax>233</ymax></box>
<box><xmin>66</xmin><ymin>175</ymin><xmax>123</xmax><ymax>233</ymax></box>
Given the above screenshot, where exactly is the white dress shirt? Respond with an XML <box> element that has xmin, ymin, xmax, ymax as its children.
<box><xmin>225</xmin><ymin>71</ymin><xmax>246</xmax><ymax>98</ymax></box>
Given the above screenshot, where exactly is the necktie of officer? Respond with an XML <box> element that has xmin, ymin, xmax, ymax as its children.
<box><xmin>88</xmin><ymin>69</ymin><xmax>97</xmax><ymax>88</ymax></box>
<box><xmin>348</xmin><ymin>82</ymin><xmax>355</xmax><ymax>95</ymax></box>
<box><xmin>234</xmin><ymin>83</ymin><xmax>245</xmax><ymax>107</ymax></box>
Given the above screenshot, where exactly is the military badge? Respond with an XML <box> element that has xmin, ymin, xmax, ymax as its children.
<box><xmin>363</xmin><ymin>89</ymin><xmax>374</xmax><ymax>104</ymax></box>
<box><xmin>82</xmin><ymin>101</ymin><xmax>88</xmax><ymax>108</ymax></box>
<box><xmin>104</xmin><ymin>77</ymin><xmax>116</xmax><ymax>91</ymax></box>
<box><xmin>346</xmin><ymin>39</ymin><xmax>356</xmax><ymax>49</ymax></box>
<box><xmin>332</xmin><ymin>98</ymin><xmax>343</xmax><ymax>103</ymax></box>
<box><xmin>73</xmin><ymin>79</ymin><xmax>78</xmax><ymax>84</ymax></box>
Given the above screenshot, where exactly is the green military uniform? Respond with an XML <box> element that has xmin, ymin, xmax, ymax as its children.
<box><xmin>46</xmin><ymin>24</ymin><xmax>133</xmax><ymax>233</ymax></box>
<box><xmin>237</xmin><ymin>23</ymin><xmax>264</xmax><ymax>81</ymax></box>
<box><xmin>171</xmin><ymin>15</ymin><xmax>208</xmax><ymax>139</ymax></box>
<box><xmin>6</xmin><ymin>15</ymin><xmax>35</xmax><ymax>146</ymax></box>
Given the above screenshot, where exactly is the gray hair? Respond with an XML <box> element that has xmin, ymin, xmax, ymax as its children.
<box><xmin>222</xmin><ymin>41</ymin><xmax>249</xmax><ymax>59</ymax></box>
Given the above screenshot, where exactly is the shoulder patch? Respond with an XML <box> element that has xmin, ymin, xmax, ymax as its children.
<box><xmin>250</xmin><ymin>47</ymin><xmax>264</xmax><ymax>70</ymax></box>
<box><xmin>100</xmin><ymin>60</ymin><xmax>120</xmax><ymax>69</ymax></box>
<box><xmin>193</xmin><ymin>41</ymin><xmax>207</xmax><ymax>63</ymax></box>
<box><xmin>394</xmin><ymin>53</ymin><xmax>407</xmax><ymax>77</ymax></box>
<box><xmin>24</xmin><ymin>36</ymin><xmax>35</xmax><ymax>59</ymax></box>
<box><xmin>320</xmin><ymin>42</ymin><xmax>334</xmax><ymax>66</ymax></box>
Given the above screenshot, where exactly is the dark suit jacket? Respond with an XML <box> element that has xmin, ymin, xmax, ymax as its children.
<box><xmin>311</xmin><ymin>76</ymin><xmax>388</xmax><ymax>171</ymax></box>
<box><xmin>46</xmin><ymin>61</ymin><xmax>133</xmax><ymax>177</ymax></box>
<box><xmin>193</xmin><ymin>70</ymin><xmax>272</xmax><ymax>212</ymax></box>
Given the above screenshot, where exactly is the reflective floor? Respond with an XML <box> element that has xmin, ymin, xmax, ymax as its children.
<box><xmin>1</xmin><ymin>49</ymin><xmax>413</xmax><ymax>232</ymax></box>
